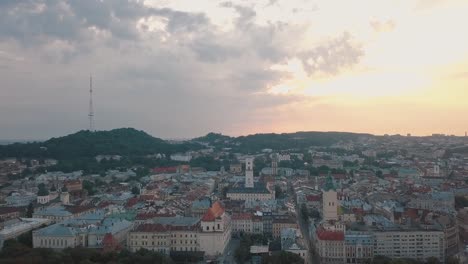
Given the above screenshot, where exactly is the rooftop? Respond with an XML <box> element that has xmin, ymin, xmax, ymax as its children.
<box><xmin>201</xmin><ymin>201</ymin><xmax>225</xmax><ymax>222</ymax></box>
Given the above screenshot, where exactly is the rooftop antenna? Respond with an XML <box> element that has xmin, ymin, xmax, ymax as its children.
<box><xmin>88</xmin><ymin>75</ymin><xmax>95</xmax><ymax>132</ymax></box>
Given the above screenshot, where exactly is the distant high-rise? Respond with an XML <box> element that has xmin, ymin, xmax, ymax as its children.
<box><xmin>88</xmin><ymin>75</ymin><xmax>95</xmax><ymax>132</ymax></box>
<box><xmin>245</xmin><ymin>157</ymin><xmax>254</xmax><ymax>188</ymax></box>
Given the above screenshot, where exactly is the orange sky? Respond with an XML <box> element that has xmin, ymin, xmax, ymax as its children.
<box><xmin>228</xmin><ymin>0</ymin><xmax>468</xmax><ymax>136</ymax></box>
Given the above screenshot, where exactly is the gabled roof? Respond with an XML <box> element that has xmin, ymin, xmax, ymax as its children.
<box><xmin>232</xmin><ymin>213</ymin><xmax>252</xmax><ymax>221</ymax></box>
<box><xmin>316</xmin><ymin>228</ymin><xmax>344</xmax><ymax>241</ymax></box>
<box><xmin>201</xmin><ymin>201</ymin><xmax>224</xmax><ymax>222</ymax></box>
<box><xmin>34</xmin><ymin>223</ymin><xmax>76</xmax><ymax>237</ymax></box>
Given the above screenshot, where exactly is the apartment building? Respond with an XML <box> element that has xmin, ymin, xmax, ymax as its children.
<box><xmin>373</xmin><ymin>230</ymin><xmax>445</xmax><ymax>262</ymax></box>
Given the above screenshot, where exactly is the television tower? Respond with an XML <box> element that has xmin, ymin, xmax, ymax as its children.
<box><xmin>88</xmin><ymin>75</ymin><xmax>95</xmax><ymax>132</ymax></box>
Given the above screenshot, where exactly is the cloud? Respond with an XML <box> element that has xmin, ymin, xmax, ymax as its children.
<box><xmin>414</xmin><ymin>0</ymin><xmax>446</xmax><ymax>10</ymax></box>
<box><xmin>220</xmin><ymin>1</ymin><xmax>256</xmax><ymax>27</ymax></box>
<box><xmin>0</xmin><ymin>0</ymin><xmax>365</xmax><ymax>139</ymax></box>
<box><xmin>369</xmin><ymin>18</ymin><xmax>396</xmax><ymax>32</ymax></box>
<box><xmin>449</xmin><ymin>72</ymin><xmax>468</xmax><ymax>79</ymax></box>
<box><xmin>299</xmin><ymin>32</ymin><xmax>364</xmax><ymax>76</ymax></box>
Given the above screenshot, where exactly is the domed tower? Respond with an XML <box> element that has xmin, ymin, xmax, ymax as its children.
<box><xmin>37</xmin><ymin>183</ymin><xmax>50</xmax><ymax>205</ymax></box>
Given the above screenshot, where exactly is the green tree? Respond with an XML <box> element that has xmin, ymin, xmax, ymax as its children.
<box><xmin>131</xmin><ymin>186</ymin><xmax>140</xmax><ymax>195</ymax></box>
<box><xmin>300</xmin><ymin>203</ymin><xmax>309</xmax><ymax>222</ymax></box>
<box><xmin>455</xmin><ymin>196</ymin><xmax>468</xmax><ymax>208</ymax></box>
<box><xmin>426</xmin><ymin>257</ymin><xmax>440</xmax><ymax>264</ymax></box>
<box><xmin>37</xmin><ymin>183</ymin><xmax>49</xmax><ymax>196</ymax></box>
<box><xmin>275</xmin><ymin>185</ymin><xmax>283</xmax><ymax>199</ymax></box>
<box><xmin>447</xmin><ymin>256</ymin><xmax>460</xmax><ymax>264</ymax></box>
<box><xmin>17</xmin><ymin>230</ymin><xmax>33</xmax><ymax>247</ymax></box>
<box><xmin>26</xmin><ymin>202</ymin><xmax>34</xmax><ymax>218</ymax></box>
<box><xmin>376</xmin><ymin>170</ymin><xmax>383</xmax><ymax>178</ymax></box>
<box><xmin>262</xmin><ymin>251</ymin><xmax>304</xmax><ymax>264</ymax></box>
<box><xmin>82</xmin><ymin>180</ymin><xmax>96</xmax><ymax>195</ymax></box>
<box><xmin>221</xmin><ymin>186</ymin><xmax>228</xmax><ymax>199</ymax></box>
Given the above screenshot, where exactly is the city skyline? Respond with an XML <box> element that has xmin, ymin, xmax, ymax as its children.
<box><xmin>1</xmin><ymin>0</ymin><xmax>468</xmax><ymax>140</ymax></box>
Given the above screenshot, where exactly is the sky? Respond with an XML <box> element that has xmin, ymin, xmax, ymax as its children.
<box><xmin>1</xmin><ymin>0</ymin><xmax>468</xmax><ymax>140</ymax></box>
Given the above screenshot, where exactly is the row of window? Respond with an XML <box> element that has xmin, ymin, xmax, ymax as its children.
<box><xmin>39</xmin><ymin>238</ymin><xmax>69</xmax><ymax>247</ymax></box>
<box><xmin>131</xmin><ymin>233</ymin><xmax>197</xmax><ymax>239</ymax></box>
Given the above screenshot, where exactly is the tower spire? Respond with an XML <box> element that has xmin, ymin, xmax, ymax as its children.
<box><xmin>88</xmin><ymin>75</ymin><xmax>95</xmax><ymax>132</ymax></box>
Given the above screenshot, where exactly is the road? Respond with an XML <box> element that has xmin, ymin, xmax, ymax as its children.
<box><xmin>217</xmin><ymin>237</ymin><xmax>240</xmax><ymax>264</ymax></box>
<box><xmin>289</xmin><ymin>181</ymin><xmax>320</xmax><ymax>264</ymax></box>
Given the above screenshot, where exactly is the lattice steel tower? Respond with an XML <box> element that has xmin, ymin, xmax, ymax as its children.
<box><xmin>88</xmin><ymin>75</ymin><xmax>95</xmax><ymax>132</ymax></box>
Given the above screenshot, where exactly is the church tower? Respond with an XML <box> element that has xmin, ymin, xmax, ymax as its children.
<box><xmin>245</xmin><ymin>157</ymin><xmax>254</xmax><ymax>188</ymax></box>
<box><xmin>322</xmin><ymin>174</ymin><xmax>338</xmax><ymax>221</ymax></box>
<box><xmin>271</xmin><ymin>153</ymin><xmax>278</xmax><ymax>177</ymax></box>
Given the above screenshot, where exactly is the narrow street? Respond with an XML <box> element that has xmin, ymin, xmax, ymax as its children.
<box><xmin>289</xmin><ymin>181</ymin><xmax>320</xmax><ymax>264</ymax></box>
<box><xmin>217</xmin><ymin>237</ymin><xmax>239</xmax><ymax>264</ymax></box>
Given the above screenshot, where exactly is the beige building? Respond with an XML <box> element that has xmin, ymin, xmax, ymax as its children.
<box><xmin>374</xmin><ymin>230</ymin><xmax>445</xmax><ymax>262</ymax></box>
<box><xmin>272</xmin><ymin>217</ymin><xmax>298</xmax><ymax>238</ymax></box>
<box><xmin>226</xmin><ymin>189</ymin><xmax>274</xmax><ymax>202</ymax></box>
<box><xmin>127</xmin><ymin>222</ymin><xmax>199</xmax><ymax>254</ymax></box>
<box><xmin>232</xmin><ymin>213</ymin><xmax>253</xmax><ymax>234</ymax></box>
<box><xmin>128</xmin><ymin>203</ymin><xmax>231</xmax><ymax>259</ymax></box>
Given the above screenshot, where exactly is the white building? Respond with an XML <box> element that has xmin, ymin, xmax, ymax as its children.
<box><xmin>170</xmin><ymin>153</ymin><xmax>192</xmax><ymax>162</ymax></box>
<box><xmin>199</xmin><ymin>201</ymin><xmax>231</xmax><ymax>258</ymax></box>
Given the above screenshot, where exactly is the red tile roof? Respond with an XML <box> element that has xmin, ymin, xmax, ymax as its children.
<box><xmin>139</xmin><ymin>195</ymin><xmax>156</xmax><ymax>201</ymax></box>
<box><xmin>125</xmin><ymin>197</ymin><xmax>139</xmax><ymax>208</ymax></box>
<box><xmin>201</xmin><ymin>201</ymin><xmax>224</xmax><ymax>222</ymax></box>
<box><xmin>232</xmin><ymin>213</ymin><xmax>252</xmax><ymax>220</ymax></box>
<box><xmin>64</xmin><ymin>205</ymin><xmax>95</xmax><ymax>214</ymax></box>
<box><xmin>306</xmin><ymin>195</ymin><xmax>321</xmax><ymax>202</ymax></box>
<box><xmin>0</xmin><ymin>207</ymin><xmax>23</xmax><ymax>215</ymax></box>
<box><xmin>153</xmin><ymin>167</ymin><xmax>177</xmax><ymax>174</ymax></box>
<box><xmin>134</xmin><ymin>222</ymin><xmax>199</xmax><ymax>232</ymax></box>
<box><xmin>316</xmin><ymin>228</ymin><xmax>344</xmax><ymax>241</ymax></box>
